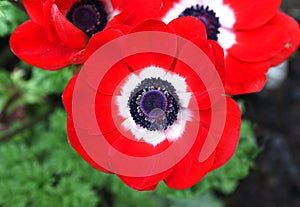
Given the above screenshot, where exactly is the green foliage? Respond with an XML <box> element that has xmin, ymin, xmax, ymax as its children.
<box><xmin>0</xmin><ymin>66</ymin><xmax>73</xmax><ymax>114</ymax></box>
<box><xmin>0</xmin><ymin>110</ymin><xmax>100</xmax><ymax>207</ymax></box>
<box><xmin>0</xmin><ymin>1</ymin><xmax>27</xmax><ymax>37</ymax></box>
<box><xmin>0</xmin><ymin>69</ymin><xmax>12</xmax><ymax>111</ymax></box>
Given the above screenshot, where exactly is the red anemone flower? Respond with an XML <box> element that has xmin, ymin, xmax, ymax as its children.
<box><xmin>63</xmin><ymin>17</ymin><xmax>241</xmax><ymax>190</ymax></box>
<box><xmin>10</xmin><ymin>0</ymin><xmax>162</xmax><ymax>70</ymax></box>
<box><xmin>159</xmin><ymin>0</ymin><xmax>300</xmax><ymax>95</ymax></box>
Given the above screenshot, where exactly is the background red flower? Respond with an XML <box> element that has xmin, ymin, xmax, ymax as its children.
<box><xmin>159</xmin><ymin>0</ymin><xmax>300</xmax><ymax>95</ymax></box>
<box><xmin>10</xmin><ymin>0</ymin><xmax>163</xmax><ymax>70</ymax></box>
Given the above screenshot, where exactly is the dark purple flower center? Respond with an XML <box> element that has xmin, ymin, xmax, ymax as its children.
<box><xmin>179</xmin><ymin>5</ymin><xmax>221</xmax><ymax>41</ymax></box>
<box><xmin>140</xmin><ymin>90</ymin><xmax>167</xmax><ymax>118</ymax></box>
<box><xmin>66</xmin><ymin>0</ymin><xmax>108</xmax><ymax>36</ymax></box>
<box><xmin>128</xmin><ymin>78</ymin><xmax>180</xmax><ymax>131</ymax></box>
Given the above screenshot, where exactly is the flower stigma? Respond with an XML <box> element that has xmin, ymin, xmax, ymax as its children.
<box><xmin>179</xmin><ymin>5</ymin><xmax>221</xmax><ymax>41</ymax></box>
<box><xmin>66</xmin><ymin>0</ymin><xmax>108</xmax><ymax>36</ymax></box>
<box><xmin>128</xmin><ymin>77</ymin><xmax>180</xmax><ymax>131</ymax></box>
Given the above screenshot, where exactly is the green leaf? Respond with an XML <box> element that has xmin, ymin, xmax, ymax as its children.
<box><xmin>0</xmin><ymin>1</ymin><xmax>27</xmax><ymax>37</ymax></box>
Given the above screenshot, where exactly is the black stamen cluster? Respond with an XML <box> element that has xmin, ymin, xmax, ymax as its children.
<box><xmin>179</xmin><ymin>5</ymin><xmax>221</xmax><ymax>41</ymax></box>
<box><xmin>66</xmin><ymin>0</ymin><xmax>108</xmax><ymax>36</ymax></box>
<box><xmin>128</xmin><ymin>78</ymin><xmax>180</xmax><ymax>131</ymax></box>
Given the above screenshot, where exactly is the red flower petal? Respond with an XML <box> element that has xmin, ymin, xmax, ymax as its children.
<box><xmin>130</xmin><ymin>19</ymin><xmax>171</xmax><ymax>33</ymax></box>
<box><xmin>96</xmin><ymin>61</ymin><xmax>131</xmax><ymax>96</ymax></box>
<box><xmin>168</xmin><ymin>16</ymin><xmax>207</xmax><ymax>40</ymax></box>
<box><xmin>101</xmin><ymin>129</ymin><xmax>171</xmax><ymax>157</ymax></box>
<box><xmin>22</xmin><ymin>0</ymin><xmax>44</xmax><ymax>25</ymax></box>
<box><xmin>63</xmin><ymin>75</ymin><xmax>106</xmax><ymax>134</ymax></box>
<box><xmin>110</xmin><ymin>0</ymin><xmax>118</xmax><ymax>8</ymax></box>
<box><xmin>85</xmin><ymin>28</ymin><xmax>124</xmax><ymax>60</ymax></box>
<box><xmin>228</xmin><ymin>16</ymin><xmax>291</xmax><ymax>62</ymax></box>
<box><xmin>173</xmin><ymin>39</ymin><xmax>225</xmax><ymax>109</ymax></box>
<box><xmin>164</xmin><ymin>151</ymin><xmax>215</xmax><ymax>189</ymax></box>
<box><xmin>269</xmin><ymin>12</ymin><xmax>300</xmax><ymax>66</ymax></box>
<box><xmin>118</xmin><ymin>168</ymin><xmax>172</xmax><ymax>191</ymax></box>
<box><xmin>62</xmin><ymin>75</ymin><xmax>77</xmax><ymax>116</ymax></box>
<box><xmin>63</xmin><ymin>74</ymin><xmax>116</xmax><ymax>136</ymax></box>
<box><xmin>63</xmin><ymin>75</ymin><xmax>172</xmax><ymax>187</ymax></box>
<box><xmin>65</xmin><ymin>74</ymin><xmax>114</xmax><ymax>133</ymax></box>
<box><xmin>224</xmin><ymin>55</ymin><xmax>270</xmax><ymax>95</ymax></box>
<box><xmin>51</xmin><ymin>4</ymin><xmax>88</xmax><ymax>49</ymax></box>
<box><xmin>164</xmin><ymin>119</ymin><xmax>216</xmax><ymax>189</ymax></box>
<box><xmin>23</xmin><ymin>0</ymin><xmax>57</xmax><ymax>41</ymax></box>
<box><xmin>10</xmin><ymin>21</ymin><xmax>84</xmax><ymax>70</ymax></box>
<box><xmin>95</xmin><ymin>94</ymin><xmax>117</xmax><ymax>134</ymax></box>
<box><xmin>114</xmin><ymin>0</ymin><xmax>162</xmax><ymax>24</ymax></box>
<box><xmin>67</xmin><ymin>118</ymin><xmax>112</xmax><ymax>173</ymax></box>
<box><xmin>159</xmin><ymin>0</ymin><xmax>178</xmax><ymax>18</ymax></box>
<box><xmin>123</xmin><ymin>20</ymin><xmax>177</xmax><ymax>70</ymax></box>
<box><xmin>211</xmin><ymin>97</ymin><xmax>241</xmax><ymax>170</ymax></box>
<box><xmin>179</xmin><ymin>37</ymin><xmax>226</xmax><ymax>83</ymax></box>
<box><xmin>208</xmin><ymin>40</ymin><xmax>226</xmax><ymax>80</ymax></box>
<box><xmin>63</xmin><ymin>76</ymin><xmax>111</xmax><ymax>173</ymax></box>
<box><xmin>60</xmin><ymin>10</ymin><xmax>243</xmax><ymax>190</ymax></box>
<box><xmin>173</xmin><ymin>58</ymin><xmax>211</xmax><ymax>110</ymax></box>
<box><xmin>165</xmin><ymin>97</ymin><xmax>240</xmax><ymax>189</ymax></box>
<box><xmin>54</xmin><ymin>0</ymin><xmax>78</xmax><ymax>14</ymax></box>
<box><xmin>224</xmin><ymin>0</ymin><xmax>281</xmax><ymax>29</ymax></box>
<box><xmin>42</xmin><ymin>0</ymin><xmax>58</xmax><ymax>41</ymax></box>
<box><xmin>105</xmin><ymin>22</ymin><xmax>133</xmax><ymax>34</ymax></box>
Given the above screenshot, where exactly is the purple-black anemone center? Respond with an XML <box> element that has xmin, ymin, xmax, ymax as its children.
<box><xmin>128</xmin><ymin>78</ymin><xmax>180</xmax><ymax>131</ymax></box>
<box><xmin>140</xmin><ymin>90</ymin><xmax>167</xmax><ymax>118</ymax></box>
<box><xmin>66</xmin><ymin>0</ymin><xmax>108</xmax><ymax>36</ymax></box>
<box><xmin>179</xmin><ymin>5</ymin><xmax>221</xmax><ymax>41</ymax></box>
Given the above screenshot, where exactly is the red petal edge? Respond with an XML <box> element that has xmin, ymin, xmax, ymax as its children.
<box><xmin>224</xmin><ymin>0</ymin><xmax>281</xmax><ymax>29</ymax></box>
<box><xmin>10</xmin><ymin>21</ymin><xmax>84</xmax><ymax>70</ymax></box>
<box><xmin>224</xmin><ymin>55</ymin><xmax>270</xmax><ymax>95</ymax></box>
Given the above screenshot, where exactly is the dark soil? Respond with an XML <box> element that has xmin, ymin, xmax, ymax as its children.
<box><xmin>224</xmin><ymin>1</ymin><xmax>300</xmax><ymax>206</ymax></box>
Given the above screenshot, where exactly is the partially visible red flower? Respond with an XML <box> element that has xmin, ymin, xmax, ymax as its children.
<box><xmin>63</xmin><ymin>17</ymin><xmax>241</xmax><ymax>190</ymax></box>
<box><xmin>10</xmin><ymin>0</ymin><xmax>162</xmax><ymax>70</ymax></box>
<box><xmin>159</xmin><ymin>0</ymin><xmax>300</xmax><ymax>95</ymax></box>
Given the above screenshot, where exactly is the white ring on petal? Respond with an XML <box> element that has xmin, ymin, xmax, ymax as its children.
<box><xmin>181</xmin><ymin>108</ymin><xmax>193</xmax><ymax>122</ymax></box>
<box><xmin>178</xmin><ymin>92</ymin><xmax>192</xmax><ymax>108</ymax></box>
<box><xmin>102</xmin><ymin>0</ymin><xmax>120</xmax><ymax>20</ymax></box>
<box><xmin>120</xmin><ymin>73</ymin><xmax>141</xmax><ymax>96</ymax></box>
<box><xmin>116</xmin><ymin>95</ymin><xmax>130</xmax><ymax>118</ymax></box>
<box><xmin>164</xmin><ymin>72</ymin><xmax>187</xmax><ymax>93</ymax></box>
<box><xmin>116</xmin><ymin>65</ymin><xmax>193</xmax><ymax>146</ymax></box>
<box><xmin>165</xmin><ymin>119</ymin><xmax>187</xmax><ymax>142</ymax></box>
<box><xmin>108</xmin><ymin>9</ymin><xmax>120</xmax><ymax>20</ymax></box>
<box><xmin>162</xmin><ymin>0</ymin><xmax>235</xmax><ymax>29</ymax></box>
<box><xmin>200</xmin><ymin>0</ymin><xmax>235</xmax><ymax>28</ymax></box>
<box><xmin>164</xmin><ymin>109</ymin><xmax>192</xmax><ymax>141</ymax></box>
<box><xmin>163</xmin><ymin>0</ymin><xmax>199</xmax><ymax>23</ymax></box>
<box><xmin>217</xmin><ymin>27</ymin><xmax>236</xmax><ymax>51</ymax></box>
<box><xmin>139</xmin><ymin>66</ymin><xmax>167</xmax><ymax>79</ymax></box>
<box><xmin>122</xmin><ymin>116</ymin><xmax>167</xmax><ymax>146</ymax></box>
